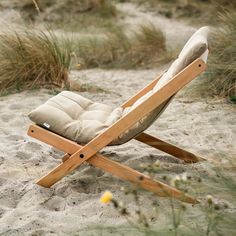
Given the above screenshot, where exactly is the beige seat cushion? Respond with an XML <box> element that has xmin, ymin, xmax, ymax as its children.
<box><xmin>28</xmin><ymin>26</ymin><xmax>210</xmax><ymax>145</ymax></box>
<box><xmin>28</xmin><ymin>91</ymin><xmax>123</xmax><ymax>144</ymax></box>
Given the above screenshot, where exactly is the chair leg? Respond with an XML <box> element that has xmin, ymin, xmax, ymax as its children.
<box><xmin>135</xmin><ymin>133</ymin><xmax>206</xmax><ymax>163</ymax></box>
<box><xmin>28</xmin><ymin>125</ymin><xmax>86</xmax><ymax>187</ymax></box>
<box><xmin>38</xmin><ymin>148</ymin><xmax>198</xmax><ymax>204</ymax></box>
<box><xmin>28</xmin><ymin>125</ymin><xmax>198</xmax><ymax>204</ymax></box>
<box><xmin>62</xmin><ymin>153</ymin><xmax>70</xmax><ymax>162</ymax></box>
<box><xmin>29</xmin><ymin>59</ymin><xmax>207</xmax><ymax>188</ymax></box>
<box><xmin>88</xmin><ymin>153</ymin><xmax>198</xmax><ymax>204</ymax></box>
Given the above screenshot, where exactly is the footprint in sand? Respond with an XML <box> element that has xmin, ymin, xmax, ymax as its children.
<box><xmin>28</xmin><ymin>229</ymin><xmax>56</xmax><ymax>236</ymax></box>
<box><xmin>85</xmin><ymin>166</ymin><xmax>104</xmax><ymax>177</ymax></box>
<box><xmin>53</xmin><ymin>184</ymin><xmax>72</xmax><ymax>198</ymax></box>
<box><xmin>0</xmin><ymin>184</ymin><xmax>21</xmax><ymax>208</ymax></box>
<box><xmin>0</xmin><ymin>177</ymin><xmax>5</xmax><ymax>186</ymax></box>
<box><xmin>0</xmin><ymin>208</ymin><xmax>5</xmax><ymax>218</ymax></box>
<box><xmin>42</xmin><ymin>195</ymin><xmax>66</xmax><ymax>212</ymax></box>
<box><xmin>7</xmin><ymin>134</ymin><xmax>24</xmax><ymax>141</ymax></box>
<box><xmin>1</xmin><ymin>114</ymin><xmax>14</xmax><ymax>122</ymax></box>
<box><xmin>9</xmin><ymin>103</ymin><xmax>23</xmax><ymax>110</ymax></box>
<box><xmin>0</xmin><ymin>156</ymin><xmax>4</xmax><ymax>165</ymax></box>
<box><xmin>24</xmin><ymin>141</ymin><xmax>43</xmax><ymax>152</ymax></box>
<box><xmin>15</xmin><ymin>151</ymin><xmax>31</xmax><ymax>160</ymax></box>
<box><xmin>14</xmin><ymin>219</ymin><xmax>46</xmax><ymax>234</ymax></box>
<box><xmin>66</xmin><ymin>196</ymin><xmax>81</xmax><ymax>207</ymax></box>
<box><xmin>70</xmin><ymin>176</ymin><xmax>102</xmax><ymax>194</ymax></box>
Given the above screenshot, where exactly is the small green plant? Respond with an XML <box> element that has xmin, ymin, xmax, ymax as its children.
<box><xmin>96</xmin><ymin>159</ymin><xmax>236</xmax><ymax>236</ymax></box>
<box><xmin>0</xmin><ymin>29</ymin><xmax>72</xmax><ymax>95</ymax></box>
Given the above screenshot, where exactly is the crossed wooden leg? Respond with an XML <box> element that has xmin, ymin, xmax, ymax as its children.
<box><xmin>28</xmin><ymin>125</ymin><xmax>198</xmax><ymax>204</ymax></box>
<box><xmin>135</xmin><ymin>133</ymin><xmax>206</xmax><ymax>163</ymax></box>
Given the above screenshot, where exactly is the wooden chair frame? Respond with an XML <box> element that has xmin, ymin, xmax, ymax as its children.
<box><xmin>27</xmin><ymin>58</ymin><xmax>207</xmax><ymax>204</ymax></box>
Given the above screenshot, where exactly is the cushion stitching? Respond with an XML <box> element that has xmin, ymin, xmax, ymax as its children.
<box><xmin>47</xmin><ymin>99</ymin><xmax>78</xmax><ymax>120</ymax></box>
<box><xmin>61</xmin><ymin>93</ymin><xmax>92</xmax><ymax>110</ymax></box>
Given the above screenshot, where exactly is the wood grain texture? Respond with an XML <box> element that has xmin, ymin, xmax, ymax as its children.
<box><xmin>28</xmin><ymin>125</ymin><xmax>198</xmax><ymax>204</ymax></box>
<box><xmin>28</xmin><ymin>58</ymin><xmax>206</xmax><ymax>187</ymax></box>
<box><xmin>135</xmin><ymin>133</ymin><xmax>206</xmax><ymax>163</ymax></box>
<box><xmin>62</xmin><ymin>153</ymin><xmax>70</xmax><ymax>162</ymax></box>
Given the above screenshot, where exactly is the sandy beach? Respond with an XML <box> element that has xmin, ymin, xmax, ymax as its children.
<box><xmin>0</xmin><ymin>1</ymin><xmax>236</xmax><ymax>235</ymax></box>
<box><xmin>0</xmin><ymin>67</ymin><xmax>235</xmax><ymax>235</ymax></box>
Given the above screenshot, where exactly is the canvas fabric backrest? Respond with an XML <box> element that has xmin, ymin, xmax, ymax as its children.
<box><xmin>112</xmin><ymin>26</ymin><xmax>210</xmax><ymax>145</ymax></box>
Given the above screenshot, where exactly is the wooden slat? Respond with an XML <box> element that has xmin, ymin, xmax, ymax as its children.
<box><xmin>30</xmin><ymin>59</ymin><xmax>206</xmax><ymax>187</ymax></box>
<box><xmin>135</xmin><ymin>133</ymin><xmax>206</xmax><ymax>163</ymax></box>
<box><xmin>90</xmin><ymin>155</ymin><xmax>198</xmax><ymax>204</ymax></box>
<box><xmin>28</xmin><ymin>125</ymin><xmax>198</xmax><ymax>204</ymax></box>
<box><xmin>28</xmin><ymin>127</ymin><xmax>80</xmax><ymax>155</ymax></box>
<box><xmin>121</xmin><ymin>74</ymin><xmax>162</xmax><ymax>108</ymax></box>
<box><xmin>62</xmin><ymin>153</ymin><xmax>70</xmax><ymax>162</ymax></box>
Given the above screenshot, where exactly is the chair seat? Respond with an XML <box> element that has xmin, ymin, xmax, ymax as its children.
<box><xmin>28</xmin><ymin>91</ymin><xmax>123</xmax><ymax>144</ymax></box>
<box><xmin>29</xmin><ymin>26</ymin><xmax>210</xmax><ymax>145</ymax></box>
<box><xmin>27</xmin><ymin>26</ymin><xmax>209</xmax><ymax>199</ymax></box>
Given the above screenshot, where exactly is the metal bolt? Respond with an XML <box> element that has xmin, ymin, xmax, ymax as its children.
<box><xmin>80</xmin><ymin>154</ymin><xmax>84</xmax><ymax>158</ymax></box>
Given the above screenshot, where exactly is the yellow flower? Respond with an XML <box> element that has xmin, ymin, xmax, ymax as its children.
<box><xmin>154</xmin><ymin>160</ymin><xmax>160</xmax><ymax>167</ymax></box>
<box><xmin>170</xmin><ymin>175</ymin><xmax>181</xmax><ymax>187</ymax></box>
<box><xmin>76</xmin><ymin>63</ymin><xmax>81</xmax><ymax>69</ymax></box>
<box><xmin>100</xmin><ymin>191</ymin><xmax>113</xmax><ymax>204</ymax></box>
<box><xmin>206</xmin><ymin>195</ymin><xmax>213</xmax><ymax>204</ymax></box>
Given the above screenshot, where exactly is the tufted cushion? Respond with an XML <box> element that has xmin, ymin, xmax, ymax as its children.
<box><xmin>28</xmin><ymin>26</ymin><xmax>210</xmax><ymax>145</ymax></box>
<box><xmin>28</xmin><ymin>91</ymin><xmax>123</xmax><ymax>144</ymax></box>
<box><xmin>154</xmin><ymin>26</ymin><xmax>209</xmax><ymax>91</ymax></box>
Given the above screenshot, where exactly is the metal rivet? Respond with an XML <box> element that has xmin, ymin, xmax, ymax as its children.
<box><xmin>80</xmin><ymin>154</ymin><xmax>84</xmax><ymax>158</ymax></box>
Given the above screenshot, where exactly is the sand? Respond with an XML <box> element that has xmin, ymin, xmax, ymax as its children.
<box><xmin>0</xmin><ymin>2</ymin><xmax>236</xmax><ymax>236</ymax></box>
<box><xmin>0</xmin><ymin>68</ymin><xmax>235</xmax><ymax>235</ymax></box>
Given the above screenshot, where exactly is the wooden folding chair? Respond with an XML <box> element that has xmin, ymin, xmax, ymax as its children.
<box><xmin>27</xmin><ymin>57</ymin><xmax>207</xmax><ymax>204</ymax></box>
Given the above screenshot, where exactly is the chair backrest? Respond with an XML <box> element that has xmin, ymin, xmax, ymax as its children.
<box><xmin>112</xmin><ymin>26</ymin><xmax>210</xmax><ymax>145</ymax></box>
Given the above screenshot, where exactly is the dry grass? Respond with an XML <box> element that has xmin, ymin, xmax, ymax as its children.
<box><xmin>0</xmin><ymin>23</ymin><xmax>169</xmax><ymax>95</ymax></box>
<box><xmin>129</xmin><ymin>0</ymin><xmax>236</xmax><ymax>25</ymax></box>
<box><xmin>7</xmin><ymin>0</ymin><xmax>118</xmax><ymax>32</ymax></box>
<box><xmin>0</xmin><ymin>29</ymin><xmax>72</xmax><ymax>95</ymax></box>
<box><xmin>73</xmin><ymin>24</ymin><xmax>170</xmax><ymax>69</ymax></box>
<box><xmin>78</xmin><ymin>158</ymin><xmax>236</xmax><ymax>235</ymax></box>
<box><xmin>92</xmin><ymin>154</ymin><xmax>236</xmax><ymax>235</ymax></box>
<box><xmin>206</xmin><ymin>10</ymin><xmax>236</xmax><ymax>98</ymax></box>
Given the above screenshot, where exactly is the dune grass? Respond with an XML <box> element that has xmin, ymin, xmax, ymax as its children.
<box><xmin>11</xmin><ymin>0</ymin><xmax>118</xmax><ymax>33</ymax></box>
<box><xmin>206</xmin><ymin>10</ymin><xmax>236</xmax><ymax>99</ymax></box>
<box><xmin>0</xmin><ymin>23</ymin><xmax>169</xmax><ymax>95</ymax></box>
<box><xmin>129</xmin><ymin>0</ymin><xmax>236</xmax><ymax>25</ymax></box>
<box><xmin>0</xmin><ymin>29</ymin><xmax>72</xmax><ymax>95</ymax></box>
<box><xmin>73</xmin><ymin>24</ymin><xmax>170</xmax><ymax>69</ymax></box>
<box><xmin>41</xmin><ymin>0</ymin><xmax>118</xmax><ymax>32</ymax></box>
